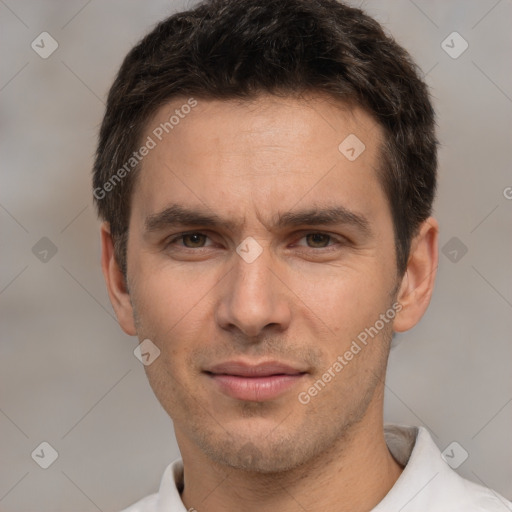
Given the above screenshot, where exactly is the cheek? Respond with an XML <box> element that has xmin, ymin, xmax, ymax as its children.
<box><xmin>288</xmin><ymin>264</ymin><xmax>396</xmax><ymax>384</ymax></box>
<box><xmin>288</xmin><ymin>262</ymin><xmax>388</xmax><ymax>330</ymax></box>
<box><xmin>131</xmin><ymin>265</ymin><xmax>221</xmax><ymax>390</ymax></box>
<box><xmin>132</xmin><ymin>260</ymin><xmax>216</xmax><ymax>330</ymax></box>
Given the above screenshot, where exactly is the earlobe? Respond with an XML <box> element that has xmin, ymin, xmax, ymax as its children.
<box><xmin>393</xmin><ymin>217</ymin><xmax>439</xmax><ymax>333</ymax></box>
<box><xmin>100</xmin><ymin>222</ymin><xmax>137</xmax><ymax>336</ymax></box>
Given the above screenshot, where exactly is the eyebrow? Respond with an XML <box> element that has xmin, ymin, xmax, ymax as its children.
<box><xmin>144</xmin><ymin>203</ymin><xmax>372</xmax><ymax>237</ymax></box>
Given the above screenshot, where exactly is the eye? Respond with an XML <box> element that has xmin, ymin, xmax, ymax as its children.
<box><xmin>302</xmin><ymin>233</ymin><xmax>333</xmax><ymax>248</ymax></box>
<box><xmin>166</xmin><ymin>232</ymin><xmax>213</xmax><ymax>249</ymax></box>
<box><xmin>165</xmin><ymin>231</ymin><xmax>346</xmax><ymax>252</ymax></box>
<box><xmin>294</xmin><ymin>232</ymin><xmax>342</xmax><ymax>249</ymax></box>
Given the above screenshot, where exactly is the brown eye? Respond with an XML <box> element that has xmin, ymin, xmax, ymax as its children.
<box><xmin>166</xmin><ymin>232</ymin><xmax>212</xmax><ymax>249</ymax></box>
<box><xmin>181</xmin><ymin>233</ymin><xmax>208</xmax><ymax>248</ymax></box>
<box><xmin>304</xmin><ymin>233</ymin><xmax>333</xmax><ymax>248</ymax></box>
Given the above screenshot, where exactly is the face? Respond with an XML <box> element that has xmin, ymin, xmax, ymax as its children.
<box><xmin>121</xmin><ymin>94</ymin><xmax>402</xmax><ymax>472</ymax></box>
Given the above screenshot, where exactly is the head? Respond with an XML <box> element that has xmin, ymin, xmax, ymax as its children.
<box><xmin>95</xmin><ymin>0</ymin><xmax>438</xmax><ymax>473</ymax></box>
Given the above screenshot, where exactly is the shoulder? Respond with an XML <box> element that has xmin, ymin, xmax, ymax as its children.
<box><xmin>454</xmin><ymin>477</ymin><xmax>512</xmax><ymax>511</ymax></box>
<box><xmin>379</xmin><ymin>424</ymin><xmax>512</xmax><ymax>511</ymax></box>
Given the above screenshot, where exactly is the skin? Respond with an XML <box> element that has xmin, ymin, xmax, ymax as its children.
<box><xmin>101</xmin><ymin>93</ymin><xmax>438</xmax><ymax>512</ymax></box>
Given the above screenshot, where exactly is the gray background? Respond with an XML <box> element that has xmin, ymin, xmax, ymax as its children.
<box><xmin>1</xmin><ymin>0</ymin><xmax>511</xmax><ymax>510</ymax></box>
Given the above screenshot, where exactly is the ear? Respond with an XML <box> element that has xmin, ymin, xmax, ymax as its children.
<box><xmin>393</xmin><ymin>217</ymin><xmax>439</xmax><ymax>333</ymax></box>
<box><xmin>100</xmin><ymin>222</ymin><xmax>137</xmax><ymax>336</ymax></box>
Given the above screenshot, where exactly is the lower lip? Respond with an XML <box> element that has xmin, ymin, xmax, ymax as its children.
<box><xmin>206</xmin><ymin>373</ymin><xmax>305</xmax><ymax>401</ymax></box>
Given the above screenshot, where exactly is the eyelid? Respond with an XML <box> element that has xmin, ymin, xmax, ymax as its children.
<box><xmin>291</xmin><ymin>231</ymin><xmax>345</xmax><ymax>247</ymax></box>
<box><xmin>166</xmin><ymin>230</ymin><xmax>216</xmax><ymax>247</ymax></box>
<box><xmin>165</xmin><ymin>230</ymin><xmax>347</xmax><ymax>249</ymax></box>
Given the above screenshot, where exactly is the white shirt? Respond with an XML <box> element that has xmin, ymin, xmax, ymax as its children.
<box><xmin>121</xmin><ymin>424</ymin><xmax>512</xmax><ymax>511</ymax></box>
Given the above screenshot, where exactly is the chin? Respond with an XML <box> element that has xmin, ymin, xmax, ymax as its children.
<box><xmin>197</xmin><ymin>430</ymin><xmax>314</xmax><ymax>474</ymax></box>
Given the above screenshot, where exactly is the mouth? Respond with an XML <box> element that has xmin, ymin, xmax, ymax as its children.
<box><xmin>203</xmin><ymin>360</ymin><xmax>308</xmax><ymax>402</ymax></box>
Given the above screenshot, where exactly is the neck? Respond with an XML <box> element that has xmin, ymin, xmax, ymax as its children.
<box><xmin>178</xmin><ymin>413</ymin><xmax>403</xmax><ymax>512</ymax></box>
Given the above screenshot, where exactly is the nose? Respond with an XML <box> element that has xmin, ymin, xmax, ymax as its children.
<box><xmin>215</xmin><ymin>245</ymin><xmax>291</xmax><ymax>340</ymax></box>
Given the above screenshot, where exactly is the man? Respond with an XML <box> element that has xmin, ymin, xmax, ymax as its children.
<box><xmin>93</xmin><ymin>0</ymin><xmax>512</xmax><ymax>510</ymax></box>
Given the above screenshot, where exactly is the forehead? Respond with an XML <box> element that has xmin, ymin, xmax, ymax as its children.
<box><xmin>143</xmin><ymin>92</ymin><xmax>381</xmax><ymax>156</ymax></box>
<box><xmin>131</xmin><ymin>93</ymin><xmax>388</xmax><ymax>229</ymax></box>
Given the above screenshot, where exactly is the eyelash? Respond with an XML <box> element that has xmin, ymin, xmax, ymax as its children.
<box><xmin>165</xmin><ymin>231</ymin><xmax>346</xmax><ymax>251</ymax></box>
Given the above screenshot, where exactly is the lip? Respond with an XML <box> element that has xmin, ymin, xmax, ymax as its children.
<box><xmin>204</xmin><ymin>360</ymin><xmax>307</xmax><ymax>401</ymax></box>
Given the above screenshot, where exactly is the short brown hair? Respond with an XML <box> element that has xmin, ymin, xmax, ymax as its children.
<box><xmin>93</xmin><ymin>0</ymin><xmax>437</xmax><ymax>277</ymax></box>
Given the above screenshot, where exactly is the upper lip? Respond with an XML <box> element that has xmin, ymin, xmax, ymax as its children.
<box><xmin>205</xmin><ymin>360</ymin><xmax>307</xmax><ymax>377</ymax></box>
